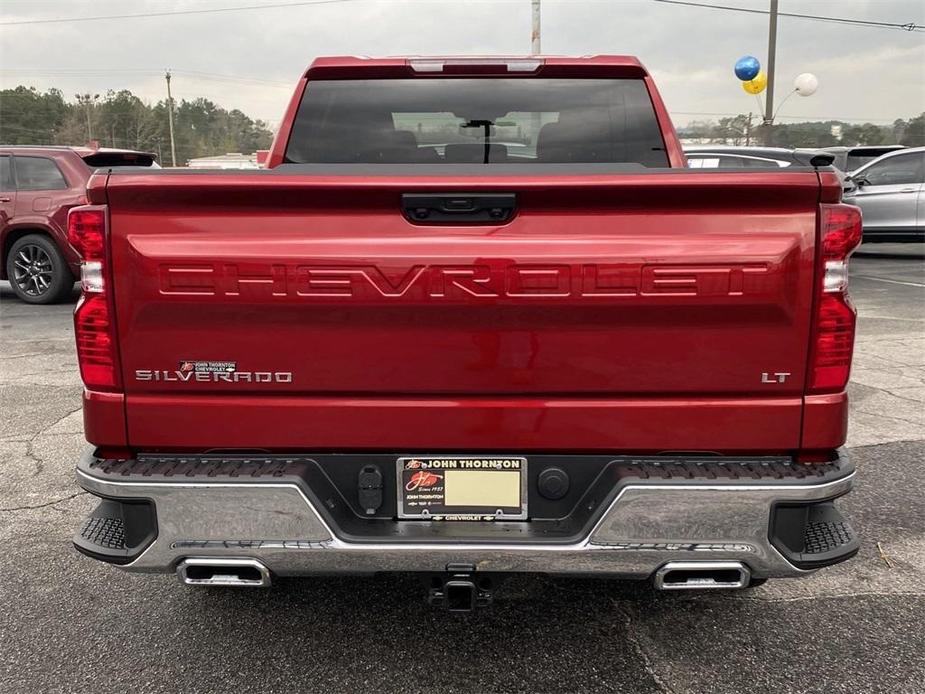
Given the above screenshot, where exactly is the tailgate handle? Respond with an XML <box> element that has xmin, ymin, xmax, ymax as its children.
<box><xmin>402</xmin><ymin>193</ymin><xmax>516</xmax><ymax>224</ymax></box>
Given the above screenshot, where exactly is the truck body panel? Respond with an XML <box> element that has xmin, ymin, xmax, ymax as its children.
<box><xmin>70</xmin><ymin>56</ymin><xmax>861</xmax><ymax>594</ymax></box>
<box><xmin>103</xmin><ymin>170</ymin><xmax>822</xmax><ymax>452</ymax></box>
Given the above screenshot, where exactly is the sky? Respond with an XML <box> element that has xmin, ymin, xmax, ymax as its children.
<box><xmin>1</xmin><ymin>0</ymin><xmax>923</xmax><ymax>129</ymax></box>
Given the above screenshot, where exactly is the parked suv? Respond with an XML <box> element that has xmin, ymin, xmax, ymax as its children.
<box><xmin>0</xmin><ymin>145</ymin><xmax>156</xmax><ymax>303</ymax></box>
<box><xmin>843</xmin><ymin>146</ymin><xmax>925</xmax><ymax>242</ymax></box>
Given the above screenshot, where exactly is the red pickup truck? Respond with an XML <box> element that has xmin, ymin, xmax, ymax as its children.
<box><xmin>69</xmin><ymin>56</ymin><xmax>860</xmax><ymax>609</ymax></box>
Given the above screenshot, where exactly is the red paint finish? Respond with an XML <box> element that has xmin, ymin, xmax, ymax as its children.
<box><xmin>77</xmin><ymin>56</ymin><xmax>851</xmax><ymax>455</ymax></box>
<box><xmin>99</xmin><ymin>170</ymin><xmax>825</xmax><ymax>451</ymax></box>
<box><xmin>83</xmin><ymin>390</ymin><xmax>127</xmax><ymax>446</ymax></box>
<box><xmin>801</xmin><ymin>392</ymin><xmax>849</xmax><ymax>450</ymax></box>
<box><xmin>124</xmin><ymin>393</ymin><xmax>802</xmax><ymax>452</ymax></box>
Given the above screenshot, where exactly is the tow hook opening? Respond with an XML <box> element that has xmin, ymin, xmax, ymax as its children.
<box><xmin>426</xmin><ymin>564</ymin><xmax>498</xmax><ymax>611</ymax></box>
<box><xmin>177</xmin><ymin>558</ymin><xmax>272</xmax><ymax>588</ymax></box>
<box><xmin>653</xmin><ymin>561</ymin><xmax>751</xmax><ymax>591</ymax></box>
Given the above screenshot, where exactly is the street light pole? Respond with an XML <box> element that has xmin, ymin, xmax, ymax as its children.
<box><xmin>165</xmin><ymin>70</ymin><xmax>178</xmax><ymax>167</ymax></box>
<box><xmin>763</xmin><ymin>0</ymin><xmax>779</xmax><ymax>145</ymax></box>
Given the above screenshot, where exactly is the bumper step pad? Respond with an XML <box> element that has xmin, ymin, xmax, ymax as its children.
<box><xmin>804</xmin><ymin>518</ymin><xmax>855</xmax><ymax>555</ymax></box>
<box><xmin>616</xmin><ymin>458</ymin><xmax>844</xmax><ymax>482</ymax></box>
<box><xmin>79</xmin><ymin>516</ymin><xmax>126</xmax><ymax>551</ymax></box>
<box><xmin>770</xmin><ymin>501</ymin><xmax>859</xmax><ymax>569</ymax></box>
<box><xmin>86</xmin><ymin>453</ymin><xmax>848</xmax><ymax>484</ymax></box>
<box><xmin>73</xmin><ymin>498</ymin><xmax>157</xmax><ymax>565</ymax></box>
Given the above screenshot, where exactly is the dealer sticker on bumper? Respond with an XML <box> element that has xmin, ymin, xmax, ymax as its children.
<box><xmin>397</xmin><ymin>456</ymin><xmax>528</xmax><ymax>521</ymax></box>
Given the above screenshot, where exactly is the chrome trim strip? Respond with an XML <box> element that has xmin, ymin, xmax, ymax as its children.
<box><xmin>76</xmin><ymin>468</ymin><xmax>855</xmax><ymax>578</ymax></box>
<box><xmin>77</xmin><ymin>469</ymin><xmax>854</xmax><ymax>554</ymax></box>
<box><xmin>583</xmin><ymin>474</ymin><xmax>854</xmax><ymax>544</ymax></box>
<box><xmin>77</xmin><ymin>469</ymin><xmax>338</xmax><ymax>538</ymax></box>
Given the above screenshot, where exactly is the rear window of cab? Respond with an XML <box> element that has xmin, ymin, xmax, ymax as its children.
<box><xmin>285</xmin><ymin>78</ymin><xmax>669</xmax><ymax>168</ymax></box>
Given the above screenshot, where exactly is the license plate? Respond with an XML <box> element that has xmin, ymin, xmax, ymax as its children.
<box><xmin>397</xmin><ymin>456</ymin><xmax>527</xmax><ymax>520</ymax></box>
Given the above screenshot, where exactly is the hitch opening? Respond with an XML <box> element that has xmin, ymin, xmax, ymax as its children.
<box><xmin>445</xmin><ymin>580</ymin><xmax>478</xmax><ymax>612</ymax></box>
<box><xmin>427</xmin><ymin>565</ymin><xmax>497</xmax><ymax>611</ymax></box>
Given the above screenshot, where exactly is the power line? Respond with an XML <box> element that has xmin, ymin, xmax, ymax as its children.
<box><xmin>3</xmin><ymin>0</ymin><xmax>922</xmax><ymax>32</ymax></box>
<box><xmin>0</xmin><ymin>68</ymin><xmax>292</xmax><ymax>88</ymax></box>
<box><xmin>174</xmin><ymin>70</ymin><xmax>292</xmax><ymax>87</ymax></box>
<box><xmin>0</xmin><ymin>0</ymin><xmax>361</xmax><ymax>26</ymax></box>
<box><xmin>671</xmin><ymin>111</ymin><xmax>903</xmax><ymax>124</ymax></box>
<box><xmin>652</xmin><ymin>0</ymin><xmax>924</xmax><ymax>32</ymax></box>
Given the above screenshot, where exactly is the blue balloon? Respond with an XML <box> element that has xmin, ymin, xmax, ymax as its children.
<box><xmin>734</xmin><ymin>56</ymin><xmax>761</xmax><ymax>81</ymax></box>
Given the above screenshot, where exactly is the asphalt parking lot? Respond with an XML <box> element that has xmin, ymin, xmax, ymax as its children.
<box><xmin>1</xmin><ymin>245</ymin><xmax>923</xmax><ymax>694</ymax></box>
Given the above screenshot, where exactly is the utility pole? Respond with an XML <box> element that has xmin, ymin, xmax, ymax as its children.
<box><xmin>531</xmin><ymin>0</ymin><xmax>542</xmax><ymax>146</ymax></box>
<box><xmin>763</xmin><ymin>0</ymin><xmax>779</xmax><ymax>146</ymax></box>
<box><xmin>165</xmin><ymin>70</ymin><xmax>177</xmax><ymax>167</ymax></box>
<box><xmin>76</xmin><ymin>93</ymin><xmax>99</xmax><ymax>142</ymax></box>
<box><xmin>745</xmin><ymin>112</ymin><xmax>753</xmax><ymax>146</ymax></box>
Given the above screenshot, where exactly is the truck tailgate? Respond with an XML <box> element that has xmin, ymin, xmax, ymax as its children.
<box><xmin>104</xmin><ymin>170</ymin><xmax>820</xmax><ymax>451</ymax></box>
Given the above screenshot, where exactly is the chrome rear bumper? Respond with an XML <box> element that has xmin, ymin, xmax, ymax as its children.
<box><xmin>74</xmin><ymin>450</ymin><xmax>857</xmax><ymax>581</ymax></box>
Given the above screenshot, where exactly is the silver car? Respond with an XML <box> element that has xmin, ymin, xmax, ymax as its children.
<box><xmin>843</xmin><ymin>147</ymin><xmax>925</xmax><ymax>242</ymax></box>
<box><xmin>822</xmin><ymin>145</ymin><xmax>905</xmax><ymax>173</ymax></box>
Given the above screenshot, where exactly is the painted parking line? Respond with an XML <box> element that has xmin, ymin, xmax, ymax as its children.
<box><xmin>852</xmin><ymin>275</ymin><xmax>925</xmax><ymax>288</ymax></box>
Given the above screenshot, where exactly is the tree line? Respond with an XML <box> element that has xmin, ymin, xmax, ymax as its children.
<box><xmin>2</xmin><ymin>85</ymin><xmax>923</xmax><ymax>159</ymax></box>
<box><xmin>0</xmin><ymin>86</ymin><xmax>274</xmax><ymax>165</ymax></box>
<box><xmin>679</xmin><ymin>112</ymin><xmax>925</xmax><ymax>148</ymax></box>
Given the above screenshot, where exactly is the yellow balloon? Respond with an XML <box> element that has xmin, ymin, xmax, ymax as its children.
<box><xmin>742</xmin><ymin>71</ymin><xmax>768</xmax><ymax>95</ymax></box>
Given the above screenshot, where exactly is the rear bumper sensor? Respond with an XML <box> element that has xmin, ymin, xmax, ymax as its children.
<box><xmin>770</xmin><ymin>501</ymin><xmax>860</xmax><ymax>569</ymax></box>
<box><xmin>74</xmin><ymin>448</ymin><xmax>857</xmax><ymax>580</ymax></box>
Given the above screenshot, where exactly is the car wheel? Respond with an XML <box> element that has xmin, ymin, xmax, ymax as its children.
<box><xmin>6</xmin><ymin>234</ymin><xmax>76</xmax><ymax>304</ymax></box>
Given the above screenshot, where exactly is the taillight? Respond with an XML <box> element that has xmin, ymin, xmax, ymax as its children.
<box><xmin>75</xmin><ymin>295</ymin><xmax>118</xmax><ymax>388</ymax></box>
<box><xmin>68</xmin><ymin>206</ymin><xmax>120</xmax><ymax>390</ymax></box>
<box><xmin>67</xmin><ymin>207</ymin><xmax>105</xmax><ymax>260</ymax></box>
<box><xmin>809</xmin><ymin>204</ymin><xmax>862</xmax><ymax>393</ymax></box>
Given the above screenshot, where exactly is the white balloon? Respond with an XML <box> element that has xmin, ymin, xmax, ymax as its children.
<box><xmin>794</xmin><ymin>73</ymin><xmax>818</xmax><ymax>97</ymax></box>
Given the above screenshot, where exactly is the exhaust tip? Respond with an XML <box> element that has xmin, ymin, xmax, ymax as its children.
<box><xmin>653</xmin><ymin>561</ymin><xmax>750</xmax><ymax>591</ymax></box>
<box><xmin>177</xmin><ymin>558</ymin><xmax>271</xmax><ymax>588</ymax></box>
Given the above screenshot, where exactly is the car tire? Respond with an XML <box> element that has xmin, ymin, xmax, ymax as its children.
<box><xmin>6</xmin><ymin>234</ymin><xmax>76</xmax><ymax>304</ymax></box>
